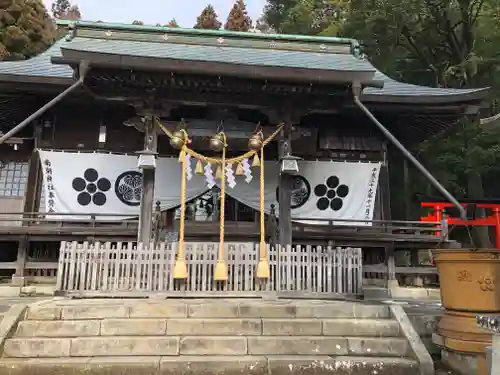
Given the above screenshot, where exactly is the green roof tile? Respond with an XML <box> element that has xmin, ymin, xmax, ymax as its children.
<box><xmin>0</xmin><ymin>40</ymin><xmax>72</xmax><ymax>81</ymax></box>
<box><xmin>365</xmin><ymin>71</ymin><xmax>487</xmax><ymax>101</ymax></box>
<box><xmin>0</xmin><ymin>20</ymin><xmax>489</xmax><ymax>103</ymax></box>
<box><xmin>61</xmin><ymin>37</ymin><xmax>373</xmax><ymax>72</ymax></box>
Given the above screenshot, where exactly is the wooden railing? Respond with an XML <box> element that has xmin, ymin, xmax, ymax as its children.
<box><xmin>0</xmin><ymin>211</ymin><xmax>443</xmax><ymax>237</ymax></box>
<box><xmin>293</xmin><ymin>217</ymin><xmax>444</xmax><ymax>236</ymax></box>
<box><xmin>55</xmin><ymin>241</ymin><xmax>363</xmax><ymax>296</ymax></box>
<box><xmin>0</xmin><ymin>211</ymin><xmax>139</xmax><ymax>226</ymax></box>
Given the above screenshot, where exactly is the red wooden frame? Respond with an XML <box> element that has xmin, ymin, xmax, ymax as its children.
<box><xmin>420</xmin><ymin>201</ymin><xmax>500</xmax><ymax>248</ymax></box>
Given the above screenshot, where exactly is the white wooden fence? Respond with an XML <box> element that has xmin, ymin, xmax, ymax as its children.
<box><xmin>55</xmin><ymin>241</ymin><xmax>363</xmax><ymax>295</ymax></box>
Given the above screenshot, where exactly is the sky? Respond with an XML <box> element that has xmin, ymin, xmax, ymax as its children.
<box><xmin>42</xmin><ymin>0</ymin><xmax>267</xmax><ymax>28</ymax></box>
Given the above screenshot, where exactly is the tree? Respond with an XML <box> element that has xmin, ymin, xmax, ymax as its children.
<box><xmin>63</xmin><ymin>5</ymin><xmax>81</xmax><ymax>20</ymax></box>
<box><xmin>0</xmin><ymin>0</ymin><xmax>56</xmax><ymax>61</ymax></box>
<box><xmin>51</xmin><ymin>0</ymin><xmax>70</xmax><ymax>18</ymax></box>
<box><xmin>344</xmin><ymin>0</ymin><xmax>500</xmax><ymax>89</ymax></box>
<box><xmin>167</xmin><ymin>19</ymin><xmax>179</xmax><ymax>27</ymax></box>
<box><xmin>255</xmin><ymin>17</ymin><xmax>274</xmax><ymax>33</ymax></box>
<box><xmin>262</xmin><ymin>0</ymin><xmax>500</xmax><ymax>246</ymax></box>
<box><xmin>194</xmin><ymin>5</ymin><xmax>222</xmax><ymax>30</ymax></box>
<box><xmin>342</xmin><ymin>0</ymin><xmax>500</xmax><ymax>246</ymax></box>
<box><xmin>132</xmin><ymin>20</ymin><xmax>144</xmax><ymax>25</ymax></box>
<box><xmin>225</xmin><ymin>0</ymin><xmax>252</xmax><ymax>31</ymax></box>
<box><xmin>262</xmin><ymin>0</ymin><xmax>347</xmax><ymax>35</ymax></box>
<box><xmin>51</xmin><ymin>0</ymin><xmax>81</xmax><ymax>20</ymax></box>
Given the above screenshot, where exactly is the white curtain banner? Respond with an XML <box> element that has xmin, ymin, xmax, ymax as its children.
<box><xmin>218</xmin><ymin>160</ymin><xmax>381</xmax><ymax>225</ymax></box>
<box><xmin>38</xmin><ymin>150</ymin><xmax>208</xmax><ymax>220</ymax></box>
<box><xmin>38</xmin><ymin>150</ymin><xmax>380</xmax><ymax>225</ymax></box>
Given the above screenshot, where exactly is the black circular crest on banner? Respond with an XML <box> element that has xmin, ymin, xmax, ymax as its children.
<box><xmin>313</xmin><ymin>175</ymin><xmax>350</xmax><ymax>212</ymax></box>
<box><xmin>72</xmin><ymin>169</ymin><xmax>111</xmax><ymax>207</ymax></box>
<box><xmin>115</xmin><ymin>171</ymin><xmax>143</xmax><ymax>206</ymax></box>
<box><xmin>275</xmin><ymin>175</ymin><xmax>311</xmax><ymax>209</ymax></box>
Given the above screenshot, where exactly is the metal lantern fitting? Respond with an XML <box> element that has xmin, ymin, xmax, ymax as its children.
<box><xmin>248</xmin><ymin>131</ymin><xmax>264</xmax><ymax>151</ymax></box>
<box><xmin>170</xmin><ymin>129</ymin><xmax>187</xmax><ymax>149</ymax></box>
<box><xmin>209</xmin><ymin>132</ymin><xmax>226</xmax><ymax>152</ymax></box>
<box><xmin>137</xmin><ymin>149</ymin><xmax>158</xmax><ymax>170</ymax></box>
<box><xmin>280</xmin><ymin>153</ymin><xmax>302</xmax><ymax>175</ymax></box>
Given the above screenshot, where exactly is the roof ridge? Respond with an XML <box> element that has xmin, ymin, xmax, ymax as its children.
<box><xmin>56</xmin><ymin>19</ymin><xmax>358</xmax><ymax>47</ymax></box>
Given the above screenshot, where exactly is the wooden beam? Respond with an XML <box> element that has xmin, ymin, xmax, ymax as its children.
<box><xmin>363</xmin><ymin>263</ymin><xmax>438</xmax><ymax>275</ymax></box>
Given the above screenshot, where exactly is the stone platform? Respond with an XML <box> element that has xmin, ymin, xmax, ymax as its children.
<box><xmin>0</xmin><ymin>298</ymin><xmax>434</xmax><ymax>375</ymax></box>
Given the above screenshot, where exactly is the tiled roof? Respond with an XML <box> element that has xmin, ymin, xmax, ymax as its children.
<box><xmin>0</xmin><ymin>20</ymin><xmax>489</xmax><ymax>102</ymax></box>
<box><xmin>365</xmin><ymin>71</ymin><xmax>487</xmax><ymax>101</ymax></box>
<box><xmin>0</xmin><ymin>40</ymin><xmax>72</xmax><ymax>81</ymax></box>
<box><xmin>54</xmin><ymin>20</ymin><xmax>358</xmax><ymax>46</ymax></box>
<box><xmin>60</xmin><ymin>37</ymin><xmax>375</xmax><ymax>73</ymax></box>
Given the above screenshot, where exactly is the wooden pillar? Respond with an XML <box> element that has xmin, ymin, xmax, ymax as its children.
<box><xmin>278</xmin><ymin>124</ymin><xmax>293</xmax><ymax>247</ymax></box>
<box><xmin>138</xmin><ymin>115</ymin><xmax>158</xmax><ymax>244</ymax></box>
<box><xmin>380</xmin><ymin>144</ymin><xmax>397</xmax><ymax>287</ymax></box>
<box><xmin>13</xmin><ymin>121</ymin><xmax>44</xmax><ymax>286</ymax></box>
<box><xmin>12</xmin><ymin>236</ymin><xmax>28</xmax><ymax>286</ymax></box>
<box><xmin>380</xmin><ymin>143</ymin><xmax>392</xmax><ymax>222</ymax></box>
<box><xmin>403</xmin><ymin>159</ymin><xmax>411</xmax><ymax>221</ymax></box>
<box><xmin>382</xmin><ymin>158</ymin><xmax>398</xmax><ymax>287</ymax></box>
<box><xmin>385</xmin><ymin>244</ymin><xmax>397</xmax><ymax>288</ymax></box>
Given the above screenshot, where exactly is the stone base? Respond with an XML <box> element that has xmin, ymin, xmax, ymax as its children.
<box><xmin>387</xmin><ymin>279</ymin><xmax>400</xmax><ymax>292</ymax></box>
<box><xmin>440</xmin><ymin>349</ymin><xmax>488</xmax><ymax>375</ymax></box>
<box><xmin>10</xmin><ymin>276</ymin><xmax>27</xmax><ymax>287</ymax></box>
<box><xmin>0</xmin><ymin>356</ymin><xmax>420</xmax><ymax>375</ymax></box>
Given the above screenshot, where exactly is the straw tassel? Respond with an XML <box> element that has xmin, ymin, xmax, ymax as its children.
<box><xmin>178</xmin><ymin>149</ymin><xmax>186</xmax><ymax>163</ymax></box>
<box><xmin>195</xmin><ymin>159</ymin><xmax>204</xmax><ymax>175</ymax></box>
<box><xmin>235</xmin><ymin>162</ymin><xmax>244</xmax><ymax>176</ymax></box>
<box><xmin>252</xmin><ymin>153</ymin><xmax>260</xmax><ymax>167</ymax></box>
<box><xmin>215</xmin><ymin>164</ymin><xmax>223</xmax><ymax>179</ymax></box>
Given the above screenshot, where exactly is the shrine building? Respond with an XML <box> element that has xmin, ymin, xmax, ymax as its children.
<box><xmin>0</xmin><ymin>20</ymin><xmax>489</xmax><ymax>294</ymax></box>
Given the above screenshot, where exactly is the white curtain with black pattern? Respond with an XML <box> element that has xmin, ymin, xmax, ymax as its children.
<box><xmin>38</xmin><ymin>150</ymin><xmax>380</xmax><ymax>225</ymax></box>
<box><xmin>221</xmin><ymin>160</ymin><xmax>381</xmax><ymax>226</ymax></box>
<box><xmin>37</xmin><ymin>150</ymin><xmax>208</xmax><ymax>220</ymax></box>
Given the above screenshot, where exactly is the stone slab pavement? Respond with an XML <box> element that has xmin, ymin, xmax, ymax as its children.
<box><xmin>0</xmin><ymin>297</ymin><xmax>50</xmax><ymax>322</ymax></box>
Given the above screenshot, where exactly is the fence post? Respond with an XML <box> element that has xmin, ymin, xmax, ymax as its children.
<box><xmin>55</xmin><ymin>241</ymin><xmax>66</xmax><ymax>291</ymax></box>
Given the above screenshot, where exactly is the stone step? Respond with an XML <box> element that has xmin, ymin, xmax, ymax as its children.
<box><xmin>0</xmin><ymin>355</ymin><xmax>420</xmax><ymax>375</ymax></box>
<box><xmin>3</xmin><ymin>336</ymin><xmax>411</xmax><ymax>358</ymax></box>
<box><xmin>15</xmin><ymin>318</ymin><xmax>400</xmax><ymax>337</ymax></box>
<box><xmin>26</xmin><ymin>300</ymin><xmax>390</xmax><ymax>320</ymax></box>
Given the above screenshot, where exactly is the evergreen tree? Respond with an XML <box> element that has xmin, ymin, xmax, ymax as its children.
<box><xmin>167</xmin><ymin>19</ymin><xmax>179</xmax><ymax>27</ymax></box>
<box><xmin>225</xmin><ymin>0</ymin><xmax>252</xmax><ymax>31</ymax></box>
<box><xmin>0</xmin><ymin>0</ymin><xmax>56</xmax><ymax>61</ymax></box>
<box><xmin>255</xmin><ymin>17</ymin><xmax>273</xmax><ymax>33</ymax></box>
<box><xmin>63</xmin><ymin>4</ymin><xmax>81</xmax><ymax>20</ymax></box>
<box><xmin>51</xmin><ymin>0</ymin><xmax>70</xmax><ymax>18</ymax></box>
<box><xmin>194</xmin><ymin>5</ymin><xmax>222</xmax><ymax>30</ymax></box>
<box><xmin>51</xmin><ymin>0</ymin><xmax>81</xmax><ymax>20</ymax></box>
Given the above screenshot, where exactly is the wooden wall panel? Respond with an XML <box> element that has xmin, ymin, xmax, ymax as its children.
<box><xmin>0</xmin><ymin>197</ymin><xmax>23</xmax><ymax>226</ymax></box>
